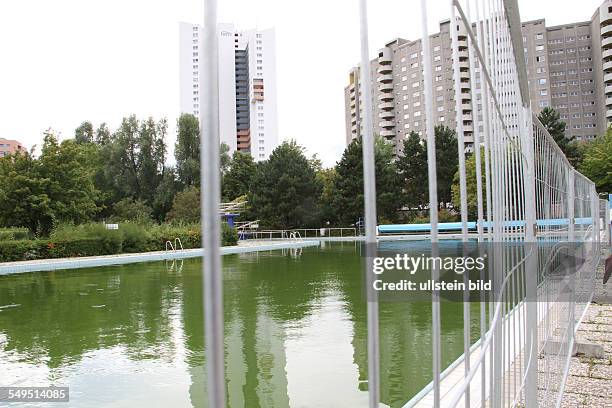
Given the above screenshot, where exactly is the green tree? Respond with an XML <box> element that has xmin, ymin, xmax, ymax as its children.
<box><xmin>537</xmin><ymin>106</ymin><xmax>583</xmax><ymax>166</ymax></box>
<box><xmin>330</xmin><ymin>137</ymin><xmax>402</xmax><ymax>225</ymax></box>
<box><xmin>74</xmin><ymin>121</ymin><xmax>94</xmax><ymax>144</ymax></box>
<box><xmin>249</xmin><ymin>140</ymin><xmax>321</xmax><ymax>229</ymax></box>
<box><xmin>220</xmin><ymin>142</ymin><xmax>231</xmax><ymax>175</ymax></box>
<box><xmin>316</xmin><ymin>167</ymin><xmax>337</xmax><ymax>224</ymax></box>
<box><xmin>38</xmin><ymin>131</ymin><xmax>100</xmax><ymax>229</ymax></box>
<box><xmin>222</xmin><ymin>151</ymin><xmax>256</xmax><ymax>201</ymax></box>
<box><xmin>167</xmin><ymin>187</ymin><xmax>201</xmax><ymax>223</ymax></box>
<box><xmin>106</xmin><ymin>115</ymin><xmax>168</xmax><ymax>206</ymax></box>
<box><xmin>0</xmin><ymin>149</ymin><xmax>54</xmax><ymax>234</ymax></box>
<box><xmin>110</xmin><ymin>198</ymin><xmax>153</xmax><ymax>223</ymax></box>
<box><xmin>451</xmin><ymin>147</ymin><xmax>486</xmax><ymax>219</ymax></box>
<box><xmin>431</xmin><ymin>125</ymin><xmax>459</xmax><ymax>208</ymax></box>
<box><xmin>95</xmin><ymin>123</ymin><xmax>111</xmax><ymax>145</ymax></box>
<box><xmin>175</xmin><ymin>114</ymin><xmax>200</xmax><ymax>187</ymax></box>
<box><xmin>397</xmin><ymin>132</ymin><xmax>427</xmax><ymax>209</ymax></box>
<box><xmin>152</xmin><ymin>167</ymin><xmax>179</xmax><ymax>221</ymax></box>
<box><xmin>580</xmin><ymin>128</ymin><xmax>612</xmax><ymax>193</ymax></box>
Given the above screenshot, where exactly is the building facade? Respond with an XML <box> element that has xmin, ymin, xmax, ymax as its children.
<box><xmin>179</xmin><ymin>22</ymin><xmax>278</xmax><ymax>161</ymax></box>
<box><xmin>0</xmin><ymin>138</ymin><xmax>24</xmax><ymax>157</ymax></box>
<box><xmin>345</xmin><ymin>1</ymin><xmax>612</xmax><ymax>151</ymax></box>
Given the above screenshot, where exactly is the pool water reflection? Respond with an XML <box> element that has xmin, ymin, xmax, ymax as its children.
<box><xmin>0</xmin><ymin>242</ymin><xmax>479</xmax><ymax>408</ymax></box>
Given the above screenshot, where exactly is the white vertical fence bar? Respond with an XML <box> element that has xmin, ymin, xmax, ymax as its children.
<box><xmin>201</xmin><ymin>0</ymin><xmax>224</xmax><ymax>407</ymax></box>
<box><xmin>449</xmin><ymin>4</ymin><xmax>471</xmax><ymax>407</ymax></box>
<box><xmin>357</xmin><ymin>1</ymin><xmax>380</xmax><ymax>406</ymax></box>
<box><xmin>420</xmin><ymin>1</ymin><xmax>441</xmax><ymax>406</ymax></box>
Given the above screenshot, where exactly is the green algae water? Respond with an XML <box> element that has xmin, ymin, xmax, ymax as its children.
<box><xmin>0</xmin><ymin>242</ymin><xmax>480</xmax><ymax>408</ymax></box>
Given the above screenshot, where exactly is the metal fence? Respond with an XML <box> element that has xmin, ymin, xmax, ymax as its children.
<box><xmin>199</xmin><ymin>0</ymin><xmax>604</xmax><ymax>407</ymax></box>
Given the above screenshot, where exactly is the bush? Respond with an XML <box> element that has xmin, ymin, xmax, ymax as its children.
<box><xmin>222</xmin><ymin>223</ymin><xmax>239</xmax><ymax>246</ymax></box>
<box><xmin>109</xmin><ymin>199</ymin><xmax>153</xmax><ymax>224</ymax></box>
<box><xmin>166</xmin><ymin>187</ymin><xmax>200</xmax><ymax>223</ymax></box>
<box><xmin>0</xmin><ymin>222</ymin><xmax>239</xmax><ymax>262</ymax></box>
<box><xmin>0</xmin><ymin>227</ymin><xmax>32</xmax><ymax>241</ymax></box>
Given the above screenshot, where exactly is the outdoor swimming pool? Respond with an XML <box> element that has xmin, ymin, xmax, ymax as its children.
<box><xmin>0</xmin><ymin>241</ymin><xmax>481</xmax><ymax>408</ymax></box>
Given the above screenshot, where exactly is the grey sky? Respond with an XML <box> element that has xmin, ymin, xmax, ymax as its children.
<box><xmin>0</xmin><ymin>0</ymin><xmax>602</xmax><ymax>166</ymax></box>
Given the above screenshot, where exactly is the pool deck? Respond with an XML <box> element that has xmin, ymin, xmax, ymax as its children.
<box><xmin>0</xmin><ymin>240</ymin><xmax>320</xmax><ymax>275</ymax></box>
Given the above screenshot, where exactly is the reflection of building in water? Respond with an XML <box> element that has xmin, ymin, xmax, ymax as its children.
<box><xmin>183</xmin><ymin>275</ymin><xmax>288</xmax><ymax>408</ymax></box>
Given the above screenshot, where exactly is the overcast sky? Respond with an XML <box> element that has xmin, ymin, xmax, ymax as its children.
<box><xmin>0</xmin><ymin>0</ymin><xmax>602</xmax><ymax>166</ymax></box>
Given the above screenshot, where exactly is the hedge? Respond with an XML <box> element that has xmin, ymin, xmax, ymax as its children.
<box><xmin>0</xmin><ymin>223</ymin><xmax>239</xmax><ymax>262</ymax></box>
<box><xmin>0</xmin><ymin>228</ymin><xmax>32</xmax><ymax>241</ymax></box>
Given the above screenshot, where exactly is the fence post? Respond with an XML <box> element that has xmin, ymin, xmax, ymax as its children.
<box><xmin>357</xmin><ymin>1</ymin><xmax>380</xmax><ymax>407</ymax></box>
<box><xmin>201</xmin><ymin>0</ymin><xmax>225</xmax><ymax>406</ymax></box>
<box><xmin>522</xmin><ymin>112</ymin><xmax>539</xmax><ymax>408</ymax></box>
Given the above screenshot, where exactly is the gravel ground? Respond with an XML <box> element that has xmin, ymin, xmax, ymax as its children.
<box><xmin>560</xmin><ymin>254</ymin><xmax>612</xmax><ymax>408</ymax></box>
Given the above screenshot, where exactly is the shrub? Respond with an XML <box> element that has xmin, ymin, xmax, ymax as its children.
<box><xmin>166</xmin><ymin>187</ymin><xmax>200</xmax><ymax>223</ymax></box>
<box><xmin>120</xmin><ymin>222</ymin><xmax>152</xmax><ymax>253</ymax></box>
<box><xmin>109</xmin><ymin>199</ymin><xmax>153</xmax><ymax>224</ymax></box>
<box><xmin>222</xmin><ymin>223</ymin><xmax>239</xmax><ymax>246</ymax></box>
<box><xmin>0</xmin><ymin>227</ymin><xmax>32</xmax><ymax>241</ymax></box>
<box><xmin>0</xmin><ymin>222</ymin><xmax>239</xmax><ymax>262</ymax></box>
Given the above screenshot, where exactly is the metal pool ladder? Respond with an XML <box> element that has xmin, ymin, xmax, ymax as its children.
<box><xmin>165</xmin><ymin>237</ymin><xmax>184</xmax><ymax>258</ymax></box>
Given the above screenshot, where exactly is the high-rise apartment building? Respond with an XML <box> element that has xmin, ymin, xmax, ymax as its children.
<box><xmin>345</xmin><ymin>0</ymin><xmax>612</xmax><ymax>151</ymax></box>
<box><xmin>0</xmin><ymin>138</ymin><xmax>24</xmax><ymax>157</ymax></box>
<box><xmin>179</xmin><ymin>23</ymin><xmax>279</xmax><ymax>161</ymax></box>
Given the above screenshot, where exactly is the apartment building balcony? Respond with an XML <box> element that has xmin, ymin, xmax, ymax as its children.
<box><xmin>605</xmin><ymin>85</ymin><xmax>612</xmax><ymax>94</ymax></box>
<box><xmin>459</xmin><ymin>70</ymin><xmax>470</xmax><ymax>80</ymax></box>
<box><xmin>379</xmin><ymin>120</ymin><xmax>395</xmax><ymax>128</ymax></box>
<box><xmin>607</xmin><ymin>109</ymin><xmax>612</xmax><ymax>119</ymax></box>
<box><xmin>378</xmin><ymin>48</ymin><xmax>392</xmax><ymax>64</ymax></box>
<box><xmin>378</xmin><ymin>65</ymin><xmax>392</xmax><ymax>74</ymax></box>
<box><xmin>380</xmin><ymin>130</ymin><xmax>395</xmax><ymax>138</ymax></box>
<box><xmin>462</xmin><ymin>124</ymin><xmax>474</xmax><ymax>132</ymax></box>
<box><xmin>378</xmin><ymin>93</ymin><xmax>394</xmax><ymax>101</ymax></box>
<box><xmin>604</xmin><ymin>60</ymin><xmax>612</xmax><ymax>72</ymax></box>
<box><xmin>606</xmin><ymin>97</ymin><xmax>612</xmax><ymax>106</ymax></box>
<box><xmin>380</xmin><ymin>110</ymin><xmax>394</xmax><ymax>120</ymax></box>
<box><xmin>461</xmin><ymin>102</ymin><xmax>472</xmax><ymax>111</ymax></box>
<box><xmin>379</xmin><ymin>82</ymin><xmax>393</xmax><ymax>92</ymax></box>
<box><xmin>377</xmin><ymin>74</ymin><xmax>393</xmax><ymax>83</ymax></box>
<box><xmin>350</xmin><ymin>98</ymin><xmax>356</xmax><ymax>108</ymax></box>
<box><xmin>378</xmin><ymin>101</ymin><xmax>394</xmax><ymax>110</ymax></box>
<box><xmin>604</xmin><ymin>48</ymin><xmax>612</xmax><ymax>60</ymax></box>
<box><xmin>602</xmin><ymin>36</ymin><xmax>612</xmax><ymax>49</ymax></box>
<box><xmin>602</xmin><ymin>24</ymin><xmax>612</xmax><ymax>37</ymax></box>
<box><xmin>604</xmin><ymin>72</ymin><xmax>612</xmax><ymax>83</ymax></box>
<box><xmin>458</xmin><ymin>60</ymin><xmax>469</xmax><ymax>70</ymax></box>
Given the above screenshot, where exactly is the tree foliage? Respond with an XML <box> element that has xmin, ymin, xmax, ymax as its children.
<box><xmin>249</xmin><ymin>140</ymin><xmax>321</xmax><ymax>229</ymax></box>
<box><xmin>0</xmin><ymin>131</ymin><xmax>99</xmax><ymax>235</ymax></box>
<box><xmin>537</xmin><ymin>107</ymin><xmax>583</xmax><ymax>167</ymax></box>
<box><xmin>175</xmin><ymin>113</ymin><xmax>200</xmax><ymax>187</ymax></box>
<box><xmin>222</xmin><ymin>151</ymin><xmax>256</xmax><ymax>201</ymax></box>
<box><xmin>167</xmin><ymin>187</ymin><xmax>201</xmax><ymax>224</ymax></box>
<box><xmin>330</xmin><ymin>137</ymin><xmax>402</xmax><ymax>225</ymax></box>
<box><xmin>110</xmin><ymin>198</ymin><xmax>153</xmax><ymax>223</ymax></box>
<box><xmin>451</xmin><ymin>147</ymin><xmax>486</xmax><ymax>219</ymax></box>
<box><xmin>580</xmin><ymin>128</ymin><xmax>612</xmax><ymax>193</ymax></box>
<box><xmin>397</xmin><ymin>132</ymin><xmax>427</xmax><ymax>209</ymax></box>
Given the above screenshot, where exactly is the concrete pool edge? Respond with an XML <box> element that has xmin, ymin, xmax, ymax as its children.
<box><xmin>0</xmin><ymin>240</ymin><xmax>320</xmax><ymax>275</ymax></box>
